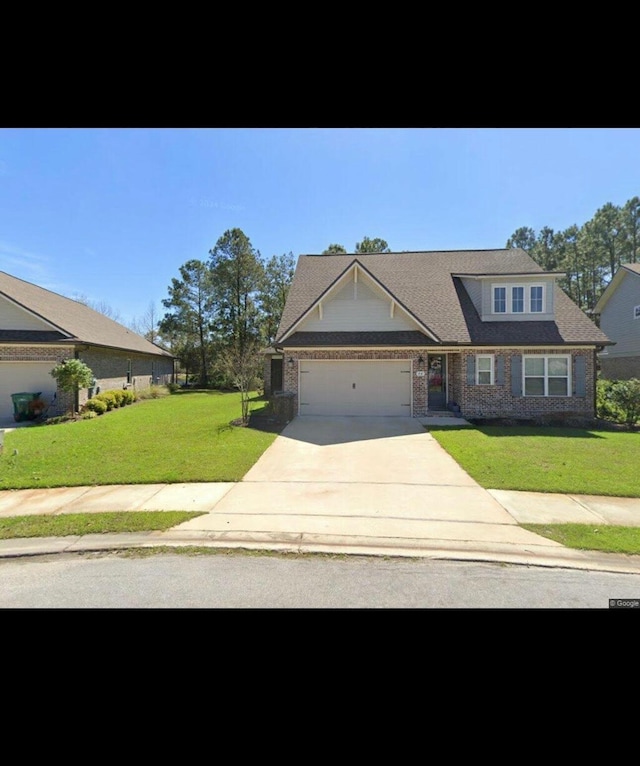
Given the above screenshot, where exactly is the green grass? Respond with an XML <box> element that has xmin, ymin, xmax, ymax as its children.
<box><xmin>0</xmin><ymin>391</ymin><xmax>278</xmax><ymax>489</ymax></box>
<box><xmin>523</xmin><ymin>524</ymin><xmax>640</xmax><ymax>555</ymax></box>
<box><xmin>0</xmin><ymin>511</ymin><xmax>204</xmax><ymax>539</ymax></box>
<box><xmin>429</xmin><ymin>425</ymin><xmax>640</xmax><ymax>497</ymax></box>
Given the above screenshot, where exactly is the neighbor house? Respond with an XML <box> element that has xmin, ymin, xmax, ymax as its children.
<box><xmin>594</xmin><ymin>263</ymin><xmax>640</xmax><ymax>380</ymax></box>
<box><xmin>265</xmin><ymin>248</ymin><xmax>612</xmax><ymax>421</ymax></box>
<box><xmin>0</xmin><ymin>271</ymin><xmax>175</xmax><ymax>421</ymax></box>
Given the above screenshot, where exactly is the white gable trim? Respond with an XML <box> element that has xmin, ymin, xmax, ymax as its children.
<box><xmin>279</xmin><ymin>260</ymin><xmax>440</xmax><ymax>343</ymax></box>
<box><xmin>0</xmin><ymin>292</ymin><xmax>74</xmax><ymax>336</ymax></box>
<box><xmin>594</xmin><ymin>266</ymin><xmax>637</xmax><ymax>314</ymax></box>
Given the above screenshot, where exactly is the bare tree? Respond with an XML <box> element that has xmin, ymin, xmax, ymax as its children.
<box><xmin>130</xmin><ymin>301</ymin><xmax>161</xmax><ymax>344</ymax></box>
<box><xmin>217</xmin><ymin>338</ymin><xmax>263</xmax><ymax>425</ymax></box>
<box><xmin>70</xmin><ymin>292</ymin><xmax>122</xmax><ymax>323</ymax></box>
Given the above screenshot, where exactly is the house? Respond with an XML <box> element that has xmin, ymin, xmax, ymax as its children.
<box><xmin>594</xmin><ymin>263</ymin><xmax>640</xmax><ymax>380</ymax></box>
<box><xmin>266</xmin><ymin>248</ymin><xmax>612</xmax><ymax>421</ymax></box>
<box><xmin>0</xmin><ymin>271</ymin><xmax>175</xmax><ymax>421</ymax></box>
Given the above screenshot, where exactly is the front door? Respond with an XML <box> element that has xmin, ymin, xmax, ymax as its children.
<box><xmin>427</xmin><ymin>354</ymin><xmax>447</xmax><ymax>410</ymax></box>
<box><xmin>270</xmin><ymin>358</ymin><xmax>283</xmax><ymax>394</ymax></box>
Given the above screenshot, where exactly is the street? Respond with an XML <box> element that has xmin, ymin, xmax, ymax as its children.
<box><xmin>0</xmin><ymin>551</ymin><xmax>638</xmax><ymax>608</ymax></box>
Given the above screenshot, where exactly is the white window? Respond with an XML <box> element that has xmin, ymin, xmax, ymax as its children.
<box><xmin>512</xmin><ymin>286</ymin><xmax>524</xmax><ymax>313</ymax></box>
<box><xmin>523</xmin><ymin>355</ymin><xmax>570</xmax><ymax>396</ymax></box>
<box><xmin>530</xmin><ymin>285</ymin><xmax>544</xmax><ymax>313</ymax></box>
<box><xmin>476</xmin><ymin>355</ymin><xmax>494</xmax><ymax>385</ymax></box>
<box><xmin>634</xmin><ymin>305</ymin><xmax>640</xmax><ymax>319</ymax></box>
<box><xmin>492</xmin><ymin>283</ymin><xmax>546</xmax><ymax>314</ymax></box>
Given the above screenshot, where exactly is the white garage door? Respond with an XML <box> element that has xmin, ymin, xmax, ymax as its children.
<box><xmin>0</xmin><ymin>362</ymin><xmax>57</xmax><ymax>421</ymax></box>
<box><xmin>299</xmin><ymin>360</ymin><xmax>412</xmax><ymax>416</ymax></box>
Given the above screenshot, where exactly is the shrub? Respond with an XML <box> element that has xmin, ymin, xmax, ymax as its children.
<box><xmin>596</xmin><ymin>379</ymin><xmax>623</xmax><ymax>422</ymax></box>
<box><xmin>137</xmin><ymin>385</ymin><xmax>169</xmax><ymax>400</ymax></box>
<box><xmin>95</xmin><ymin>391</ymin><xmax>117</xmax><ymax>411</ymax></box>
<box><xmin>84</xmin><ymin>397</ymin><xmax>108</xmax><ymax>415</ymax></box>
<box><xmin>111</xmin><ymin>389</ymin><xmax>125</xmax><ymax>408</ymax></box>
<box><xmin>81</xmin><ymin>410</ymin><xmax>97</xmax><ymax>420</ymax></box>
<box><xmin>122</xmin><ymin>389</ymin><xmax>136</xmax><ymax>404</ymax></box>
<box><xmin>608</xmin><ymin>378</ymin><xmax>640</xmax><ymax>428</ymax></box>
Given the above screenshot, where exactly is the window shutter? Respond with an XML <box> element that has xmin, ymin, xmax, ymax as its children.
<box><xmin>496</xmin><ymin>356</ymin><xmax>505</xmax><ymax>386</ymax></box>
<box><xmin>574</xmin><ymin>355</ymin><xmax>586</xmax><ymax>396</ymax></box>
<box><xmin>511</xmin><ymin>355</ymin><xmax>522</xmax><ymax>396</ymax></box>
<box><xmin>466</xmin><ymin>356</ymin><xmax>476</xmax><ymax>385</ymax></box>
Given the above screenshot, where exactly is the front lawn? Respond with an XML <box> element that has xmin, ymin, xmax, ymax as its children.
<box><xmin>0</xmin><ymin>391</ymin><xmax>278</xmax><ymax>489</ymax></box>
<box><xmin>522</xmin><ymin>523</ymin><xmax>640</xmax><ymax>555</ymax></box>
<box><xmin>429</xmin><ymin>425</ymin><xmax>640</xmax><ymax>497</ymax></box>
<box><xmin>0</xmin><ymin>511</ymin><xmax>204</xmax><ymax>538</ymax></box>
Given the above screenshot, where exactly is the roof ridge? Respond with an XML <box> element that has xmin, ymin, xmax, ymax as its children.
<box><xmin>301</xmin><ymin>247</ymin><xmax>516</xmax><ymax>257</ymax></box>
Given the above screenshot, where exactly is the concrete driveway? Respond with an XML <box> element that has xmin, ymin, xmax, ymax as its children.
<box><xmin>175</xmin><ymin>416</ymin><xmax>560</xmax><ymax>558</ymax></box>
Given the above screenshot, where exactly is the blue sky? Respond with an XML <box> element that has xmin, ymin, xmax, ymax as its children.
<box><xmin>1</xmin><ymin>127</ymin><xmax>639</xmax><ymax>328</ymax></box>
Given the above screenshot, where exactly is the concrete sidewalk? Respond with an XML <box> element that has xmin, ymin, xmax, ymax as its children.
<box><xmin>0</xmin><ymin>481</ymin><xmax>639</xmax><ymax>573</ymax></box>
<box><xmin>1</xmin><ymin>415</ymin><xmax>639</xmax><ymax>573</ymax></box>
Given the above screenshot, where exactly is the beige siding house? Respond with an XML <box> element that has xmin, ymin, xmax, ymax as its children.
<box><xmin>594</xmin><ymin>264</ymin><xmax>640</xmax><ymax>380</ymax></box>
<box><xmin>0</xmin><ymin>271</ymin><xmax>175</xmax><ymax>422</ymax></box>
<box><xmin>269</xmin><ymin>248</ymin><xmax>612</xmax><ymax>421</ymax></box>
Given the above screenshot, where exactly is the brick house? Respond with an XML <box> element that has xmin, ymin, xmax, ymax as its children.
<box><xmin>594</xmin><ymin>263</ymin><xmax>640</xmax><ymax>380</ymax></box>
<box><xmin>0</xmin><ymin>271</ymin><xmax>175</xmax><ymax>421</ymax></box>
<box><xmin>267</xmin><ymin>248</ymin><xmax>612</xmax><ymax>420</ymax></box>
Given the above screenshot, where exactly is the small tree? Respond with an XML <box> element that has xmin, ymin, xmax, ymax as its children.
<box><xmin>217</xmin><ymin>340</ymin><xmax>263</xmax><ymax>425</ymax></box>
<box><xmin>50</xmin><ymin>359</ymin><xmax>95</xmax><ymax>413</ymax></box>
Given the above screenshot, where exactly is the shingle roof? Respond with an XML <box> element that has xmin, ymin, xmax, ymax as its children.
<box><xmin>0</xmin><ymin>271</ymin><xmax>173</xmax><ymax>357</ymax></box>
<box><xmin>276</xmin><ymin>249</ymin><xmax>610</xmax><ymax>346</ymax></box>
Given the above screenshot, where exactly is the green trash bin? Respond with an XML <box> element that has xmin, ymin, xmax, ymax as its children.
<box><xmin>11</xmin><ymin>392</ymin><xmax>42</xmax><ymax>422</ymax></box>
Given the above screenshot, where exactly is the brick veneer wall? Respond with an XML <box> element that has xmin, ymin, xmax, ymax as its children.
<box><xmin>78</xmin><ymin>347</ymin><xmax>174</xmax><ymax>407</ymax></box>
<box><xmin>599</xmin><ymin>356</ymin><xmax>640</xmax><ymax>381</ymax></box>
<box><xmin>281</xmin><ymin>347</ymin><xmax>596</xmax><ymax>419</ymax></box>
<box><xmin>0</xmin><ymin>344</ymin><xmax>174</xmax><ymax>415</ymax></box>
<box><xmin>458</xmin><ymin>348</ymin><xmax>595</xmax><ymax>419</ymax></box>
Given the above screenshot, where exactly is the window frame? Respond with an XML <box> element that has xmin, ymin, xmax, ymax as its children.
<box><xmin>522</xmin><ymin>354</ymin><xmax>571</xmax><ymax>397</ymax></box>
<box><xmin>493</xmin><ymin>286</ymin><xmax>506</xmax><ymax>314</ymax></box>
<box><xmin>491</xmin><ymin>283</ymin><xmax>546</xmax><ymax>315</ymax></box>
<box><xmin>511</xmin><ymin>286</ymin><xmax>524</xmax><ymax>313</ymax></box>
<box><xmin>530</xmin><ymin>284</ymin><xmax>544</xmax><ymax>313</ymax></box>
<box><xmin>476</xmin><ymin>354</ymin><xmax>495</xmax><ymax>385</ymax></box>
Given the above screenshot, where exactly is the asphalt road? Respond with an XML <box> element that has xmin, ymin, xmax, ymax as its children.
<box><xmin>1</xmin><ymin>551</ymin><xmax>638</xmax><ymax>608</ymax></box>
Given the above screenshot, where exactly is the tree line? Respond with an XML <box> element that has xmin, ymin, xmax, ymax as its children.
<box><xmin>506</xmin><ymin>196</ymin><xmax>639</xmax><ymax>313</ymax></box>
<box><xmin>143</xmin><ymin>232</ymin><xmax>391</xmax><ymax>393</ymax></box>
<box><xmin>155</xmin><ymin>229</ymin><xmax>295</xmax><ymax>397</ymax></box>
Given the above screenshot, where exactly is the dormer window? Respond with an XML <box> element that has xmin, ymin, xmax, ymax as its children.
<box><xmin>531</xmin><ymin>285</ymin><xmax>543</xmax><ymax>313</ymax></box>
<box><xmin>492</xmin><ymin>283</ymin><xmax>545</xmax><ymax>315</ymax></box>
<box><xmin>512</xmin><ymin>286</ymin><xmax>524</xmax><ymax>313</ymax></box>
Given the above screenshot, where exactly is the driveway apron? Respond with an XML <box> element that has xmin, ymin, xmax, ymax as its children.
<box><xmin>173</xmin><ymin>416</ymin><xmax>558</xmax><ymax>555</ymax></box>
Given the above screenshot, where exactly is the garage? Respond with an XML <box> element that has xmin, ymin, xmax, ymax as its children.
<box><xmin>0</xmin><ymin>362</ymin><xmax>57</xmax><ymax>421</ymax></box>
<box><xmin>298</xmin><ymin>360</ymin><xmax>412</xmax><ymax>416</ymax></box>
